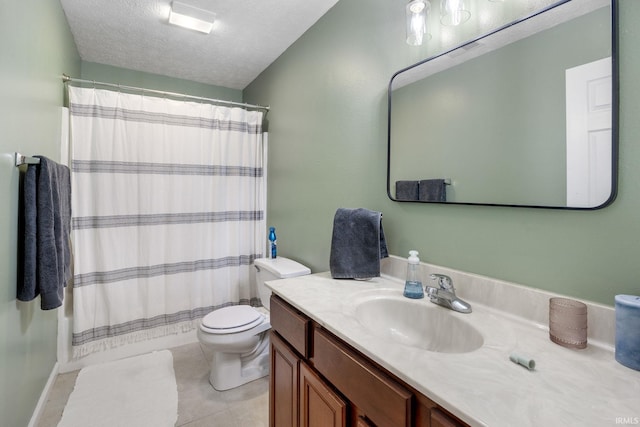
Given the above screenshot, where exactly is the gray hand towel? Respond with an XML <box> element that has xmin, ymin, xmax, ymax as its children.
<box><xmin>419</xmin><ymin>179</ymin><xmax>447</xmax><ymax>202</ymax></box>
<box><xmin>329</xmin><ymin>208</ymin><xmax>388</xmax><ymax>279</ymax></box>
<box><xmin>18</xmin><ymin>156</ymin><xmax>72</xmax><ymax>310</ymax></box>
<box><xmin>395</xmin><ymin>180</ymin><xmax>419</xmax><ymax>201</ymax></box>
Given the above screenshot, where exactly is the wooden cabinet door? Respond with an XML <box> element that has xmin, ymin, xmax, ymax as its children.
<box><xmin>270</xmin><ymin>331</ymin><xmax>300</xmax><ymax>427</ymax></box>
<box><xmin>299</xmin><ymin>361</ymin><xmax>347</xmax><ymax>427</ymax></box>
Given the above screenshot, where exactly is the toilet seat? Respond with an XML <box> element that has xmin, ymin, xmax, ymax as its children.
<box><xmin>200</xmin><ymin>305</ymin><xmax>265</xmax><ymax>334</ymax></box>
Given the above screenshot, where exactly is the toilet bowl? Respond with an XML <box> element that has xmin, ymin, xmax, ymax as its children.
<box><xmin>198</xmin><ymin>256</ymin><xmax>310</xmax><ymax>391</ymax></box>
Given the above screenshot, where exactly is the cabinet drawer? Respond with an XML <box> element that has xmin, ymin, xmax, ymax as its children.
<box><xmin>270</xmin><ymin>295</ymin><xmax>310</xmax><ymax>358</ymax></box>
<box><xmin>312</xmin><ymin>326</ymin><xmax>412</xmax><ymax>427</ymax></box>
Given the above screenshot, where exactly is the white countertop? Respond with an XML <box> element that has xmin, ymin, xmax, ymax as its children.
<box><xmin>266</xmin><ymin>272</ymin><xmax>640</xmax><ymax>427</ymax></box>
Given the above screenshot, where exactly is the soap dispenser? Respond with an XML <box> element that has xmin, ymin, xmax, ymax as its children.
<box><xmin>403</xmin><ymin>250</ymin><xmax>424</xmax><ymax>299</ymax></box>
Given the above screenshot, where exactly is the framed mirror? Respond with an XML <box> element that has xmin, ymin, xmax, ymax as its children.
<box><xmin>387</xmin><ymin>0</ymin><xmax>617</xmax><ymax>209</ymax></box>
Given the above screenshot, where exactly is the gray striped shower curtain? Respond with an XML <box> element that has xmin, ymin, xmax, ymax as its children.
<box><xmin>68</xmin><ymin>87</ymin><xmax>266</xmax><ymax>358</ymax></box>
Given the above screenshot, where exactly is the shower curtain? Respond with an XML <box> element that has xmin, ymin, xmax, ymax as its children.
<box><xmin>68</xmin><ymin>87</ymin><xmax>266</xmax><ymax>358</ymax></box>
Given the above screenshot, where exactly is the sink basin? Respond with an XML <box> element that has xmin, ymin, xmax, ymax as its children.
<box><xmin>353</xmin><ymin>292</ymin><xmax>484</xmax><ymax>353</ymax></box>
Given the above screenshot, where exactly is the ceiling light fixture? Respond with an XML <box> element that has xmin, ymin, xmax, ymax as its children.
<box><xmin>440</xmin><ymin>0</ymin><xmax>470</xmax><ymax>26</ymax></box>
<box><xmin>168</xmin><ymin>1</ymin><xmax>215</xmax><ymax>34</ymax></box>
<box><xmin>406</xmin><ymin>0</ymin><xmax>431</xmax><ymax>46</ymax></box>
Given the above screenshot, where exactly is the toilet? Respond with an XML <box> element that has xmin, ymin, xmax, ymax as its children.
<box><xmin>197</xmin><ymin>256</ymin><xmax>311</xmax><ymax>391</ymax></box>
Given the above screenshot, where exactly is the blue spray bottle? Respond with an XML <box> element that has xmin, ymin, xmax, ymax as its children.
<box><xmin>268</xmin><ymin>227</ymin><xmax>277</xmax><ymax>259</ymax></box>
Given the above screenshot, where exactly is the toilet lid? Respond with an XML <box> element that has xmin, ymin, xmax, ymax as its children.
<box><xmin>201</xmin><ymin>305</ymin><xmax>265</xmax><ymax>334</ymax></box>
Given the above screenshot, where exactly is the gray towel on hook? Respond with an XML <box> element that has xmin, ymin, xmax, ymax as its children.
<box><xmin>395</xmin><ymin>180</ymin><xmax>419</xmax><ymax>201</ymax></box>
<box><xmin>329</xmin><ymin>208</ymin><xmax>388</xmax><ymax>279</ymax></box>
<box><xmin>419</xmin><ymin>179</ymin><xmax>447</xmax><ymax>202</ymax></box>
<box><xmin>18</xmin><ymin>156</ymin><xmax>72</xmax><ymax>310</ymax></box>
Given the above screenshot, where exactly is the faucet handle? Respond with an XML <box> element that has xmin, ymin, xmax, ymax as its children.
<box><xmin>429</xmin><ymin>274</ymin><xmax>454</xmax><ymax>292</ymax></box>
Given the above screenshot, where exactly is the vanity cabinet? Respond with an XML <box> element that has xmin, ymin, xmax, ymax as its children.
<box><xmin>270</xmin><ymin>295</ymin><xmax>468</xmax><ymax>427</ymax></box>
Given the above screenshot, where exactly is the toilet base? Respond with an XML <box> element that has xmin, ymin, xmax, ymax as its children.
<box><xmin>209</xmin><ymin>332</ymin><xmax>270</xmax><ymax>391</ymax></box>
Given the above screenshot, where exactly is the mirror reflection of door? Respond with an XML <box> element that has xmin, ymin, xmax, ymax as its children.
<box><xmin>565</xmin><ymin>57</ymin><xmax>612</xmax><ymax>207</ymax></box>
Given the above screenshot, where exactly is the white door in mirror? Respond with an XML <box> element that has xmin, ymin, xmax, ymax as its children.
<box><xmin>566</xmin><ymin>56</ymin><xmax>612</xmax><ymax>208</ymax></box>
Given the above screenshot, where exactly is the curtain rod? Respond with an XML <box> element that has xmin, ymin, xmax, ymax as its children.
<box><xmin>61</xmin><ymin>74</ymin><xmax>270</xmax><ymax>114</ymax></box>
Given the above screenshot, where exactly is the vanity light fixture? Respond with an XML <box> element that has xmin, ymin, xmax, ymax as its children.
<box><xmin>168</xmin><ymin>1</ymin><xmax>215</xmax><ymax>34</ymax></box>
<box><xmin>406</xmin><ymin>0</ymin><xmax>431</xmax><ymax>46</ymax></box>
<box><xmin>440</xmin><ymin>0</ymin><xmax>470</xmax><ymax>26</ymax></box>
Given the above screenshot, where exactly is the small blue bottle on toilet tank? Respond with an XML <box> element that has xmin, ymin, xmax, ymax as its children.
<box><xmin>269</xmin><ymin>227</ymin><xmax>277</xmax><ymax>259</ymax></box>
<box><xmin>403</xmin><ymin>250</ymin><xmax>424</xmax><ymax>299</ymax></box>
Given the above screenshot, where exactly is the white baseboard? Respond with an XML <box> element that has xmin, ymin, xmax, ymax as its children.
<box><xmin>28</xmin><ymin>361</ymin><xmax>59</xmax><ymax>427</ymax></box>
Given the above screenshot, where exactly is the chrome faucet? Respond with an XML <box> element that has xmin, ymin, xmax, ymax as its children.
<box><xmin>425</xmin><ymin>274</ymin><xmax>472</xmax><ymax>313</ymax></box>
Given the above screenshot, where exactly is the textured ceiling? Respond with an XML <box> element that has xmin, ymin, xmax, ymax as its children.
<box><xmin>60</xmin><ymin>0</ymin><xmax>340</xmax><ymax>90</ymax></box>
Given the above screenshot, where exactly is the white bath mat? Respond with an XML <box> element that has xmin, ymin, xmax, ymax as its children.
<box><xmin>58</xmin><ymin>350</ymin><xmax>178</xmax><ymax>427</ymax></box>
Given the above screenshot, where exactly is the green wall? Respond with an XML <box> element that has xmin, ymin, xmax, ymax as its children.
<box><xmin>80</xmin><ymin>62</ymin><xmax>242</xmax><ymax>102</ymax></box>
<box><xmin>244</xmin><ymin>0</ymin><xmax>640</xmax><ymax>306</ymax></box>
<box><xmin>0</xmin><ymin>0</ymin><xmax>80</xmax><ymax>426</ymax></box>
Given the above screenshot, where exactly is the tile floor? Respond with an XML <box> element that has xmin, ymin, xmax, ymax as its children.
<box><xmin>37</xmin><ymin>342</ymin><xmax>269</xmax><ymax>427</ymax></box>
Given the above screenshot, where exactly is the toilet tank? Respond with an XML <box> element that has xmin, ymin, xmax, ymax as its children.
<box><xmin>254</xmin><ymin>257</ymin><xmax>310</xmax><ymax>310</ymax></box>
